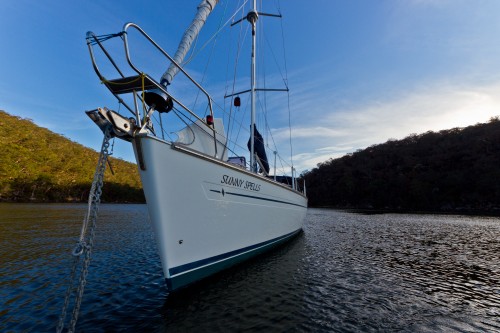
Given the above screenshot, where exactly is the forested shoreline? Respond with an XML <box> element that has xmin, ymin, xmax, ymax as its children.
<box><xmin>4</xmin><ymin>108</ymin><xmax>500</xmax><ymax>212</ymax></box>
<box><xmin>0</xmin><ymin>110</ymin><xmax>145</xmax><ymax>203</ymax></box>
<box><xmin>301</xmin><ymin>117</ymin><xmax>500</xmax><ymax>214</ymax></box>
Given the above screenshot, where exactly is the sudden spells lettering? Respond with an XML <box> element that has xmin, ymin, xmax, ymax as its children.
<box><xmin>221</xmin><ymin>175</ymin><xmax>261</xmax><ymax>192</ymax></box>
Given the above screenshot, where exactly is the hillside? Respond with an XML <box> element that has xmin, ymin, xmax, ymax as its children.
<box><xmin>302</xmin><ymin>117</ymin><xmax>500</xmax><ymax>213</ymax></box>
<box><xmin>0</xmin><ymin>110</ymin><xmax>144</xmax><ymax>202</ymax></box>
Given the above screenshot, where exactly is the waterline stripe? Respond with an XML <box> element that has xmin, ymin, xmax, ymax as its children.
<box><xmin>209</xmin><ymin>189</ymin><xmax>307</xmax><ymax>208</ymax></box>
<box><xmin>169</xmin><ymin>229</ymin><xmax>301</xmax><ymax>276</ymax></box>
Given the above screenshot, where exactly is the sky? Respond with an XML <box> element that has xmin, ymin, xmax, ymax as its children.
<box><xmin>2</xmin><ymin>0</ymin><xmax>500</xmax><ymax>175</ymax></box>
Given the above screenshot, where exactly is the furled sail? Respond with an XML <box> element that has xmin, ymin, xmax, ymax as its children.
<box><xmin>161</xmin><ymin>0</ymin><xmax>219</xmax><ymax>86</ymax></box>
<box><xmin>247</xmin><ymin>125</ymin><xmax>270</xmax><ymax>174</ymax></box>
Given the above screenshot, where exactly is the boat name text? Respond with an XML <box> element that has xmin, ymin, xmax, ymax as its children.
<box><xmin>221</xmin><ymin>175</ymin><xmax>261</xmax><ymax>191</ymax></box>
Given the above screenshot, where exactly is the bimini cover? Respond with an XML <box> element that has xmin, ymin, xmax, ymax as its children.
<box><xmin>175</xmin><ymin>118</ymin><xmax>228</xmax><ymax>160</ymax></box>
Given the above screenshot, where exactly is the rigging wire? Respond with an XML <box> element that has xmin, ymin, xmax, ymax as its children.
<box><xmin>184</xmin><ymin>0</ymin><xmax>249</xmax><ymax>66</ymax></box>
<box><xmin>181</xmin><ymin>32</ymin><xmax>200</xmax><ymax>67</ymax></box>
<box><xmin>259</xmin><ymin>7</ymin><xmax>269</xmax><ymax>147</ymax></box>
<box><xmin>254</xmin><ymin>0</ymin><xmax>295</xmax><ymax>176</ymax></box>
<box><xmin>263</xmin><ymin>34</ymin><xmax>288</xmax><ymax>89</ymax></box>
<box><xmin>153</xmin><ymin>0</ymin><xmax>294</xmax><ymax>176</ymax></box>
<box><xmin>276</xmin><ymin>0</ymin><xmax>295</xmax><ymax>174</ymax></box>
<box><xmin>226</xmin><ymin>3</ymin><xmax>250</xmax><ymax>151</ymax></box>
<box><xmin>191</xmin><ymin>0</ymin><xmax>230</xmax><ymax>117</ymax></box>
<box><xmin>215</xmin><ymin>0</ymin><xmax>295</xmax><ymax>176</ymax></box>
<box><xmin>230</xmin><ymin>95</ymin><xmax>250</xmax><ymax>154</ymax></box>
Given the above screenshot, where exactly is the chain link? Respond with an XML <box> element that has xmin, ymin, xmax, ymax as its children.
<box><xmin>57</xmin><ymin>128</ymin><xmax>112</xmax><ymax>333</ymax></box>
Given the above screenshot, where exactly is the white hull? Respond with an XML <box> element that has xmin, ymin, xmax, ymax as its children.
<box><xmin>85</xmin><ymin>16</ymin><xmax>308</xmax><ymax>291</ymax></box>
<box><xmin>133</xmin><ymin>135</ymin><xmax>307</xmax><ymax>290</ymax></box>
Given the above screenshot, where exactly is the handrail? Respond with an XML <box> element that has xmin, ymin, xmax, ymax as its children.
<box><xmin>121</xmin><ymin>23</ymin><xmax>217</xmax><ymax>154</ymax></box>
<box><xmin>86</xmin><ymin>32</ymin><xmax>125</xmax><ymax>78</ymax></box>
<box><xmin>85</xmin><ymin>23</ymin><xmax>223</xmax><ymax>159</ymax></box>
<box><xmin>86</xmin><ymin>31</ymin><xmax>137</xmax><ymax>119</ymax></box>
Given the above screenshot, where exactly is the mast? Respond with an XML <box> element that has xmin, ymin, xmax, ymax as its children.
<box><xmin>248</xmin><ymin>0</ymin><xmax>258</xmax><ymax>173</ymax></box>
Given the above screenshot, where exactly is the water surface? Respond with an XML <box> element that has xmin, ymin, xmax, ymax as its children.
<box><xmin>1</xmin><ymin>204</ymin><xmax>499</xmax><ymax>332</ymax></box>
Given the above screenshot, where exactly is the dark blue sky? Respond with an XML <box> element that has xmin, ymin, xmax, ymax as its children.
<box><xmin>2</xmin><ymin>0</ymin><xmax>500</xmax><ymax>173</ymax></box>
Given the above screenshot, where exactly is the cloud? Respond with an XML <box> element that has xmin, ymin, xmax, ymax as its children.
<box><xmin>274</xmin><ymin>126</ymin><xmax>346</xmax><ymax>140</ymax></box>
<box><xmin>406</xmin><ymin>0</ymin><xmax>451</xmax><ymax>6</ymax></box>
<box><xmin>285</xmin><ymin>80</ymin><xmax>500</xmax><ymax>173</ymax></box>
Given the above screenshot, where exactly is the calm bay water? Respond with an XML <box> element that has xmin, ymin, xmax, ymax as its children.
<box><xmin>1</xmin><ymin>203</ymin><xmax>499</xmax><ymax>332</ymax></box>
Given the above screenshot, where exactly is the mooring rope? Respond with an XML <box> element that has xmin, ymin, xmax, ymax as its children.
<box><xmin>57</xmin><ymin>127</ymin><xmax>112</xmax><ymax>333</ymax></box>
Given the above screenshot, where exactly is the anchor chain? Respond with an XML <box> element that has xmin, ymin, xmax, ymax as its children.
<box><xmin>57</xmin><ymin>127</ymin><xmax>112</xmax><ymax>333</ymax></box>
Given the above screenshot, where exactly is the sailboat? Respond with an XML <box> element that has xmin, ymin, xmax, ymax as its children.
<box><xmin>85</xmin><ymin>0</ymin><xmax>307</xmax><ymax>291</ymax></box>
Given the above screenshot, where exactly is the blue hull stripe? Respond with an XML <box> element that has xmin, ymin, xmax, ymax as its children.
<box><xmin>169</xmin><ymin>229</ymin><xmax>301</xmax><ymax>277</ymax></box>
<box><xmin>209</xmin><ymin>189</ymin><xmax>307</xmax><ymax>208</ymax></box>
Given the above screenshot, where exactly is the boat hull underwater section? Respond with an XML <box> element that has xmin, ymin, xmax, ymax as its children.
<box><xmin>133</xmin><ymin>135</ymin><xmax>308</xmax><ymax>291</ymax></box>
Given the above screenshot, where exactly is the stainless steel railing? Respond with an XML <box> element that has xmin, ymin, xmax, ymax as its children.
<box><xmin>85</xmin><ymin>22</ymin><xmax>218</xmax><ymax>156</ymax></box>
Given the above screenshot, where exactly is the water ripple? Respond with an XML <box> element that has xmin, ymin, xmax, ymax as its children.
<box><xmin>1</xmin><ymin>204</ymin><xmax>499</xmax><ymax>332</ymax></box>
